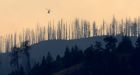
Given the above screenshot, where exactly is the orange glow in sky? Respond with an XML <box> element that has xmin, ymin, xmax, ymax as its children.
<box><xmin>0</xmin><ymin>0</ymin><xmax>140</xmax><ymax>35</ymax></box>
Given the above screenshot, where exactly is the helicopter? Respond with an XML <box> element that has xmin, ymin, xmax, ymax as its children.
<box><xmin>45</xmin><ymin>8</ymin><xmax>51</xmax><ymax>14</ymax></box>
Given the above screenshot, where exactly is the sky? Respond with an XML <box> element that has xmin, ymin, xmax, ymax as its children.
<box><xmin>0</xmin><ymin>0</ymin><xmax>140</xmax><ymax>35</ymax></box>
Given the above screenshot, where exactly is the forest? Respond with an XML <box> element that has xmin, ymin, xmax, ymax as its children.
<box><xmin>0</xmin><ymin>17</ymin><xmax>140</xmax><ymax>75</ymax></box>
<box><xmin>8</xmin><ymin>36</ymin><xmax>140</xmax><ymax>75</ymax></box>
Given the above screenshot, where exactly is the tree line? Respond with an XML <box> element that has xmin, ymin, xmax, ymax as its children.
<box><xmin>1</xmin><ymin>17</ymin><xmax>140</xmax><ymax>52</ymax></box>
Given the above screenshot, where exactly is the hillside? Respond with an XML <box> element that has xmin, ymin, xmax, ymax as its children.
<box><xmin>0</xmin><ymin>36</ymin><xmax>138</xmax><ymax>75</ymax></box>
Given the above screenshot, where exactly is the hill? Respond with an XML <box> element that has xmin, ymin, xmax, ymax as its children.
<box><xmin>0</xmin><ymin>36</ymin><xmax>138</xmax><ymax>75</ymax></box>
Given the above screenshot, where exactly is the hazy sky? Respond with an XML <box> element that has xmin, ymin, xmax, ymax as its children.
<box><xmin>0</xmin><ymin>0</ymin><xmax>140</xmax><ymax>35</ymax></box>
